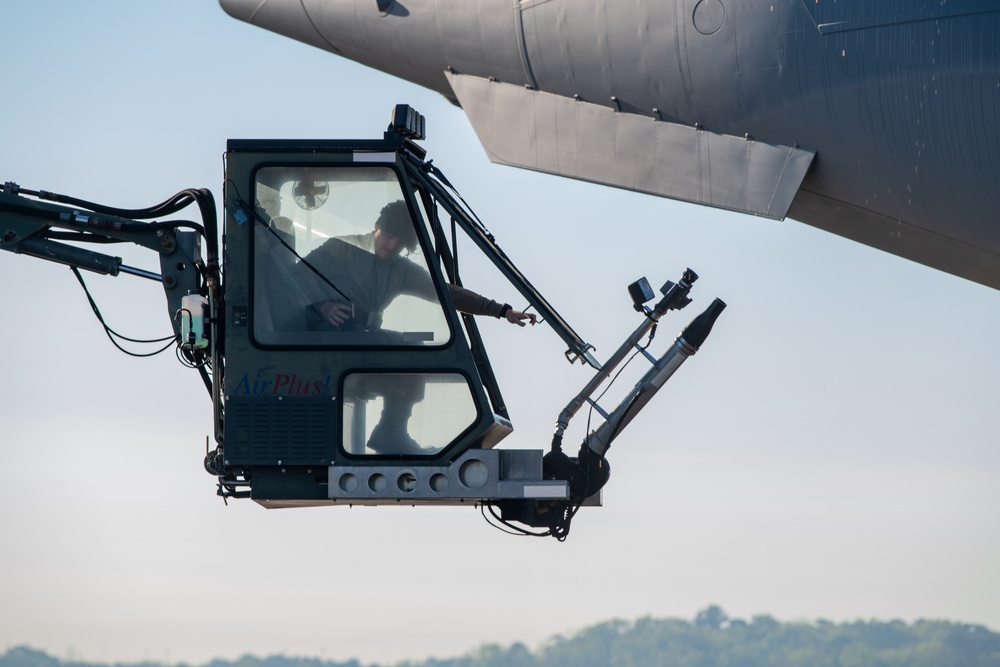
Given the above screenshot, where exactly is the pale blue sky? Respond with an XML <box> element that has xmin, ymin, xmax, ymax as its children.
<box><xmin>1</xmin><ymin>2</ymin><xmax>998</xmax><ymax>665</ymax></box>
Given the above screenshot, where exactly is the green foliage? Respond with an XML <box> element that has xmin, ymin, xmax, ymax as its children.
<box><xmin>3</xmin><ymin>609</ymin><xmax>999</xmax><ymax>667</ymax></box>
<box><xmin>414</xmin><ymin>615</ymin><xmax>1000</xmax><ymax>667</ymax></box>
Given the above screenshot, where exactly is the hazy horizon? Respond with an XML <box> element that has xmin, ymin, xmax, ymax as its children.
<box><xmin>3</xmin><ymin>607</ymin><xmax>998</xmax><ymax>666</ymax></box>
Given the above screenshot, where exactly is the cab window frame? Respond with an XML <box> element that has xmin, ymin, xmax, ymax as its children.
<box><xmin>247</xmin><ymin>160</ymin><xmax>457</xmax><ymax>351</ymax></box>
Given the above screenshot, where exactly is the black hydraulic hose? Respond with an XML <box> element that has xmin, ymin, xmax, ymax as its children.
<box><xmin>190</xmin><ymin>188</ymin><xmax>220</xmax><ymax>275</ymax></box>
<box><xmin>23</xmin><ymin>186</ymin><xmax>220</xmax><ymax>271</ymax></box>
<box><xmin>196</xmin><ymin>364</ymin><xmax>212</xmax><ymax>396</ymax></box>
<box><xmin>38</xmin><ymin>231</ymin><xmax>124</xmax><ymax>244</ymax></box>
<box><xmin>34</xmin><ymin>188</ymin><xmax>199</xmax><ymax>220</ymax></box>
<box><xmin>1</xmin><ymin>195</ymin><xmax>208</xmax><ymax>237</ymax></box>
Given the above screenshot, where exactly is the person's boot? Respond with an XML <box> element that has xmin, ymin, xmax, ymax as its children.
<box><xmin>367</xmin><ymin>420</ymin><xmax>431</xmax><ymax>455</ymax></box>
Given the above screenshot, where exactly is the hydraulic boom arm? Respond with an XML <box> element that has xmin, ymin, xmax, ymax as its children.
<box><xmin>0</xmin><ymin>181</ymin><xmax>221</xmax><ymax>403</ymax></box>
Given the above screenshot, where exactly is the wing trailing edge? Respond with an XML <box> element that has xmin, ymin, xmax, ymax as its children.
<box><xmin>445</xmin><ymin>72</ymin><xmax>815</xmax><ymax>221</ymax></box>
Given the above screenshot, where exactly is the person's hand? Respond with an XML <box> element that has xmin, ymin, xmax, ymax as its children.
<box><xmin>505</xmin><ymin>309</ymin><xmax>538</xmax><ymax>327</ymax></box>
<box><xmin>320</xmin><ymin>300</ymin><xmax>354</xmax><ymax>326</ymax></box>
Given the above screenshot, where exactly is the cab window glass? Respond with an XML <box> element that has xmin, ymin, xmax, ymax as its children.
<box><xmin>252</xmin><ymin>165</ymin><xmax>450</xmax><ymax>346</ymax></box>
<box><xmin>342</xmin><ymin>371</ymin><xmax>479</xmax><ymax>456</ymax></box>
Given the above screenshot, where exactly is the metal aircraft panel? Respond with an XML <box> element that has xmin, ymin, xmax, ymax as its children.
<box><xmin>219</xmin><ymin>0</ymin><xmax>1000</xmax><ymax>289</ymax></box>
<box><xmin>799</xmin><ymin>0</ymin><xmax>1000</xmax><ymax>34</ymax></box>
<box><xmin>446</xmin><ymin>72</ymin><xmax>815</xmax><ymax>219</ymax></box>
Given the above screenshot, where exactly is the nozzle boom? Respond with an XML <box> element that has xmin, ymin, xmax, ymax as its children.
<box><xmin>585</xmin><ymin>297</ymin><xmax>727</xmax><ymax>456</ymax></box>
<box><xmin>679</xmin><ymin>298</ymin><xmax>726</xmax><ymax>350</ymax></box>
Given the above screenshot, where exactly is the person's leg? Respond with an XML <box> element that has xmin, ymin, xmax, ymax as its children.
<box><xmin>367</xmin><ymin>375</ymin><xmax>429</xmax><ymax>454</ymax></box>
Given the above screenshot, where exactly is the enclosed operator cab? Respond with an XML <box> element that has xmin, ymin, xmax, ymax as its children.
<box><xmin>215</xmin><ymin>108</ymin><xmax>593</xmax><ymax>507</ymax></box>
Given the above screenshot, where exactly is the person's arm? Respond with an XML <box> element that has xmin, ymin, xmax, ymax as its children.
<box><xmin>447</xmin><ymin>285</ymin><xmax>537</xmax><ymax>326</ymax></box>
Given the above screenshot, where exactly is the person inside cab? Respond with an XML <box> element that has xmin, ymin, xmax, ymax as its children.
<box><xmin>303</xmin><ymin>200</ymin><xmax>536</xmax><ymax>454</ymax></box>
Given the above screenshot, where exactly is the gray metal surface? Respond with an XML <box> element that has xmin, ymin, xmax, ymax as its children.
<box><xmin>326</xmin><ymin>449</ymin><xmax>569</xmax><ymax>505</ymax></box>
<box><xmin>446</xmin><ymin>73</ymin><xmax>815</xmax><ymax>220</ymax></box>
<box><xmin>220</xmin><ymin>0</ymin><xmax>1000</xmax><ymax>289</ymax></box>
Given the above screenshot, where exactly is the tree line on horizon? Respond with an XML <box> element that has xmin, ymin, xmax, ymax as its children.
<box><xmin>3</xmin><ymin>607</ymin><xmax>998</xmax><ymax>667</ymax></box>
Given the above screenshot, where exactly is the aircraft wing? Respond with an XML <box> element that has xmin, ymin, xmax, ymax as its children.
<box><xmin>446</xmin><ymin>72</ymin><xmax>815</xmax><ymax>221</ymax></box>
<box><xmin>218</xmin><ymin>0</ymin><xmax>1000</xmax><ymax>290</ymax></box>
<box><xmin>447</xmin><ymin>72</ymin><xmax>1000</xmax><ymax>289</ymax></box>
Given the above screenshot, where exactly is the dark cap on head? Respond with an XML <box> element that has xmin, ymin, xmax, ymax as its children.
<box><xmin>375</xmin><ymin>200</ymin><xmax>418</xmax><ymax>251</ymax></box>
